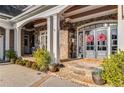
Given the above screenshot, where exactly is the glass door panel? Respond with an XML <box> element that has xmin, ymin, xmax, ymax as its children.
<box><xmin>95</xmin><ymin>27</ymin><xmax>108</xmax><ymax>59</ymax></box>
<box><xmin>78</xmin><ymin>31</ymin><xmax>84</xmax><ymax>58</ymax></box>
<box><xmin>40</xmin><ymin>31</ymin><xmax>47</xmax><ymax>49</ymax></box>
<box><xmin>85</xmin><ymin>30</ymin><xmax>95</xmax><ymax>58</ymax></box>
<box><xmin>110</xmin><ymin>25</ymin><xmax>117</xmax><ymax>54</ymax></box>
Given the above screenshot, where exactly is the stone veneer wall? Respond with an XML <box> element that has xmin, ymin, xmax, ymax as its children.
<box><xmin>60</xmin><ymin>30</ymin><xmax>69</xmax><ymax>60</ymax></box>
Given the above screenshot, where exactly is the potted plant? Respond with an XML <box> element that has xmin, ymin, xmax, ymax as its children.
<box><xmin>92</xmin><ymin>68</ymin><xmax>106</xmax><ymax>85</ymax></box>
<box><xmin>5</xmin><ymin>49</ymin><xmax>17</xmax><ymax>63</ymax></box>
<box><xmin>48</xmin><ymin>63</ymin><xmax>59</xmax><ymax>72</ymax></box>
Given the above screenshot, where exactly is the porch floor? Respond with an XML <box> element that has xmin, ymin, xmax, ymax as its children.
<box><xmin>22</xmin><ymin>54</ymin><xmax>102</xmax><ymax>64</ymax></box>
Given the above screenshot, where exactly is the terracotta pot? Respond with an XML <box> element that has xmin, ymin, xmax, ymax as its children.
<box><xmin>92</xmin><ymin>69</ymin><xmax>106</xmax><ymax>85</ymax></box>
<box><xmin>49</xmin><ymin>64</ymin><xmax>58</xmax><ymax>72</ymax></box>
<box><xmin>10</xmin><ymin>59</ymin><xmax>15</xmax><ymax>64</ymax></box>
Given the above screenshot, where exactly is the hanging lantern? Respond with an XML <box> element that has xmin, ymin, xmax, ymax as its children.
<box><xmin>98</xmin><ymin>33</ymin><xmax>106</xmax><ymax>41</ymax></box>
<box><xmin>87</xmin><ymin>35</ymin><xmax>94</xmax><ymax>43</ymax></box>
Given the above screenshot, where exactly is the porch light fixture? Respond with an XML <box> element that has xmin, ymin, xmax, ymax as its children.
<box><xmin>71</xmin><ymin>38</ymin><xmax>75</xmax><ymax>43</ymax></box>
<box><xmin>104</xmin><ymin>23</ymin><xmax>108</xmax><ymax>27</ymax></box>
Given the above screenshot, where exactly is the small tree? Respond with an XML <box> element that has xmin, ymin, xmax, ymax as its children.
<box><xmin>33</xmin><ymin>49</ymin><xmax>51</xmax><ymax>71</ymax></box>
<box><xmin>101</xmin><ymin>50</ymin><xmax>124</xmax><ymax>86</ymax></box>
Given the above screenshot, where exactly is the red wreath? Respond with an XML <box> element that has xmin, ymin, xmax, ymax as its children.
<box><xmin>87</xmin><ymin>35</ymin><xmax>94</xmax><ymax>43</ymax></box>
<box><xmin>98</xmin><ymin>33</ymin><xmax>106</xmax><ymax>41</ymax></box>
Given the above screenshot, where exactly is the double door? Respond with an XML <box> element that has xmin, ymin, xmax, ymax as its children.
<box><xmin>85</xmin><ymin>27</ymin><xmax>108</xmax><ymax>59</ymax></box>
<box><xmin>78</xmin><ymin>27</ymin><xmax>108</xmax><ymax>59</ymax></box>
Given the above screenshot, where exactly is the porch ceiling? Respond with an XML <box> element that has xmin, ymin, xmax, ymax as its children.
<box><xmin>23</xmin><ymin>5</ymin><xmax>118</xmax><ymax>29</ymax></box>
<box><xmin>63</xmin><ymin>5</ymin><xmax>117</xmax><ymax>22</ymax></box>
<box><xmin>23</xmin><ymin>18</ymin><xmax>47</xmax><ymax>29</ymax></box>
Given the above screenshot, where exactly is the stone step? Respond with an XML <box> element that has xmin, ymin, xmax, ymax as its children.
<box><xmin>69</xmin><ymin>67</ymin><xmax>93</xmax><ymax>83</ymax></box>
<box><xmin>58</xmin><ymin>66</ymin><xmax>95</xmax><ymax>84</ymax></box>
<box><xmin>59</xmin><ymin>61</ymin><xmax>103</xmax><ymax>84</ymax></box>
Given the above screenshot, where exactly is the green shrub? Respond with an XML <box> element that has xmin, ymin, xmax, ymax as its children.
<box><xmin>5</xmin><ymin>49</ymin><xmax>17</xmax><ymax>62</ymax></box>
<box><xmin>15</xmin><ymin>58</ymin><xmax>21</xmax><ymax>64</ymax></box>
<box><xmin>101</xmin><ymin>50</ymin><xmax>124</xmax><ymax>86</ymax></box>
<box><xmin>31</xmin><ymin>62</ymin><xmax>38</xmax><ymax>70</ymax></box>
<box><xmin>33</xmin><ymin>49</ymin><xmax>51</xmax><ymax>71</ymax></box>
<box><xmin>21</xmin><ymin>60</ymin><xmax>28</xmax><ymax>66</ymax></box>
<box><xmin>39</xmin><ymin>65</ymin><xmax>48</xmax><ymax>72</ymax></box>
<box><xmin>25</xmin><ymin>61</ymin><xmax>32</xmax><ymax>67</ymax></box>
<box><xmin>15</xmin><ymin>60</ymin><xmax>19</xmax><ymax>64</ymax></box>
<box><xmin>18</xmin><ymin>61</ymin><xmax>23</xmax><ymax>65</ymax></box>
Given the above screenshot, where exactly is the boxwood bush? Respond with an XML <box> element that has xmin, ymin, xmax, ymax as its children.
<box><xmin>15</xmin><ymin>57</ymin><xmax>22</xmax><ymax>64</ymax></box>
<box><xmin>31</xmin><ymin>62</ymin><xmax>38</xmax><ymax>70</ymax></box>
<box><xmin>25</xmin><ymin>61</ymin><xmax>32</xmax><ymax>67</ymax></box>
<box><xmin>101</xmin><ymin>50</ymin><xmax>124</xmax><ymax>86</ymax></box>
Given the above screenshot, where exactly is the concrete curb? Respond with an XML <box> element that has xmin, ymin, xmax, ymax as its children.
<box><xmin>50</xmin><ymin>72</ymin><xmax>102</xmax><ymax>87</ymax></box>
<box><xmin>30</xmin><ymin>74</ymin><xmax>52</xmax><ymax>87</ymax></box>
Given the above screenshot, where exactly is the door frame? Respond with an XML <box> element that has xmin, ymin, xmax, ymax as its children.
<box><xmin>77</xmin><ymin>23</ymin><xmax>114</xmax><ymax>59</ymax></box>
<box><xmin>39</xmin><ymin>31</ymin><xmax>47</xmax><ymax>49</ymax></box>
<box><xmin>77</xmin><ymin>27</ymin><xmax>109</xmax><ymax>59</ymax></box>
<box><xmin>0</xmin><ymin>35</ymin><xmax>4</xmax><ymax>60</ymax></box>
<box><xmin>94</xmin><ymin>27</ymin><xmax>109</xmax><ymax>59</ymax></box>
<box><xmin>24</xmin><ymin>35</ymin><xmax>30</xmax><ymax>54</ymax></box>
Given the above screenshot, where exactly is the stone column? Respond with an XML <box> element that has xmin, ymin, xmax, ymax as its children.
<box><xmin>118</xmin><ymin>5</ymin><xmax>124</xmax><ymax>51</ymax></box>
<box><xmin>47</xmin><ymin>16</ymin><xmax>54</xmax><ymax>63</ymax></box>
<box><xmin>47</xmin><ymin>16</ymin><xmax>53</xmax><ymax>52</ymax></box>
<box><xmin>5</xmin><ymin>28</ymin><xmax>10</xmax><ymax>60</ymax></box>
<box><xmin>14</xmin><ymin>27</ymin><xmax>21</xmax><ymax>57</ymax></box>
<box><xmin>14</xmin><ymin>28</ymin><xmax>17</xmax><ymax>53</ymax></box>
<box><xmin>107</xmin><ymin>26</ymin><xmax>111</xmax><ymax>56</ymax></box>
<box><xmin>5</xmin><ymin>28</ymin><xmax>10</xmax><ymax>51</ymax></box>
<box><xmin>53</xmin><ymin>14</ymin><xmax>60</xmax><ymax>64</ymax></box>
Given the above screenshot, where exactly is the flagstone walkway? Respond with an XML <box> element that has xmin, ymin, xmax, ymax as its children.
<box><xmin>0</xmin><ymin>63</ymin><xmax>82</xmax><ymax>87</ymax></box>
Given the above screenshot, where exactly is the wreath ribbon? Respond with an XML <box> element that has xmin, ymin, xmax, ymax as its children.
<box><xmin>98</xmin><ymin>33</ymin><xmax>106</xmax><ymax>41</ymax></box>
<box><xmin>87</xmin><ymin>35</ymin><xmax>94</xmax><ymax>43</ymax></box>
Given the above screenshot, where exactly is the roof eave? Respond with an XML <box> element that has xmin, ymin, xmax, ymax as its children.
<box><xmin>10</xmin><ymin>5</ymin><xmax>44</xmax><ymax>22</ymax></box>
